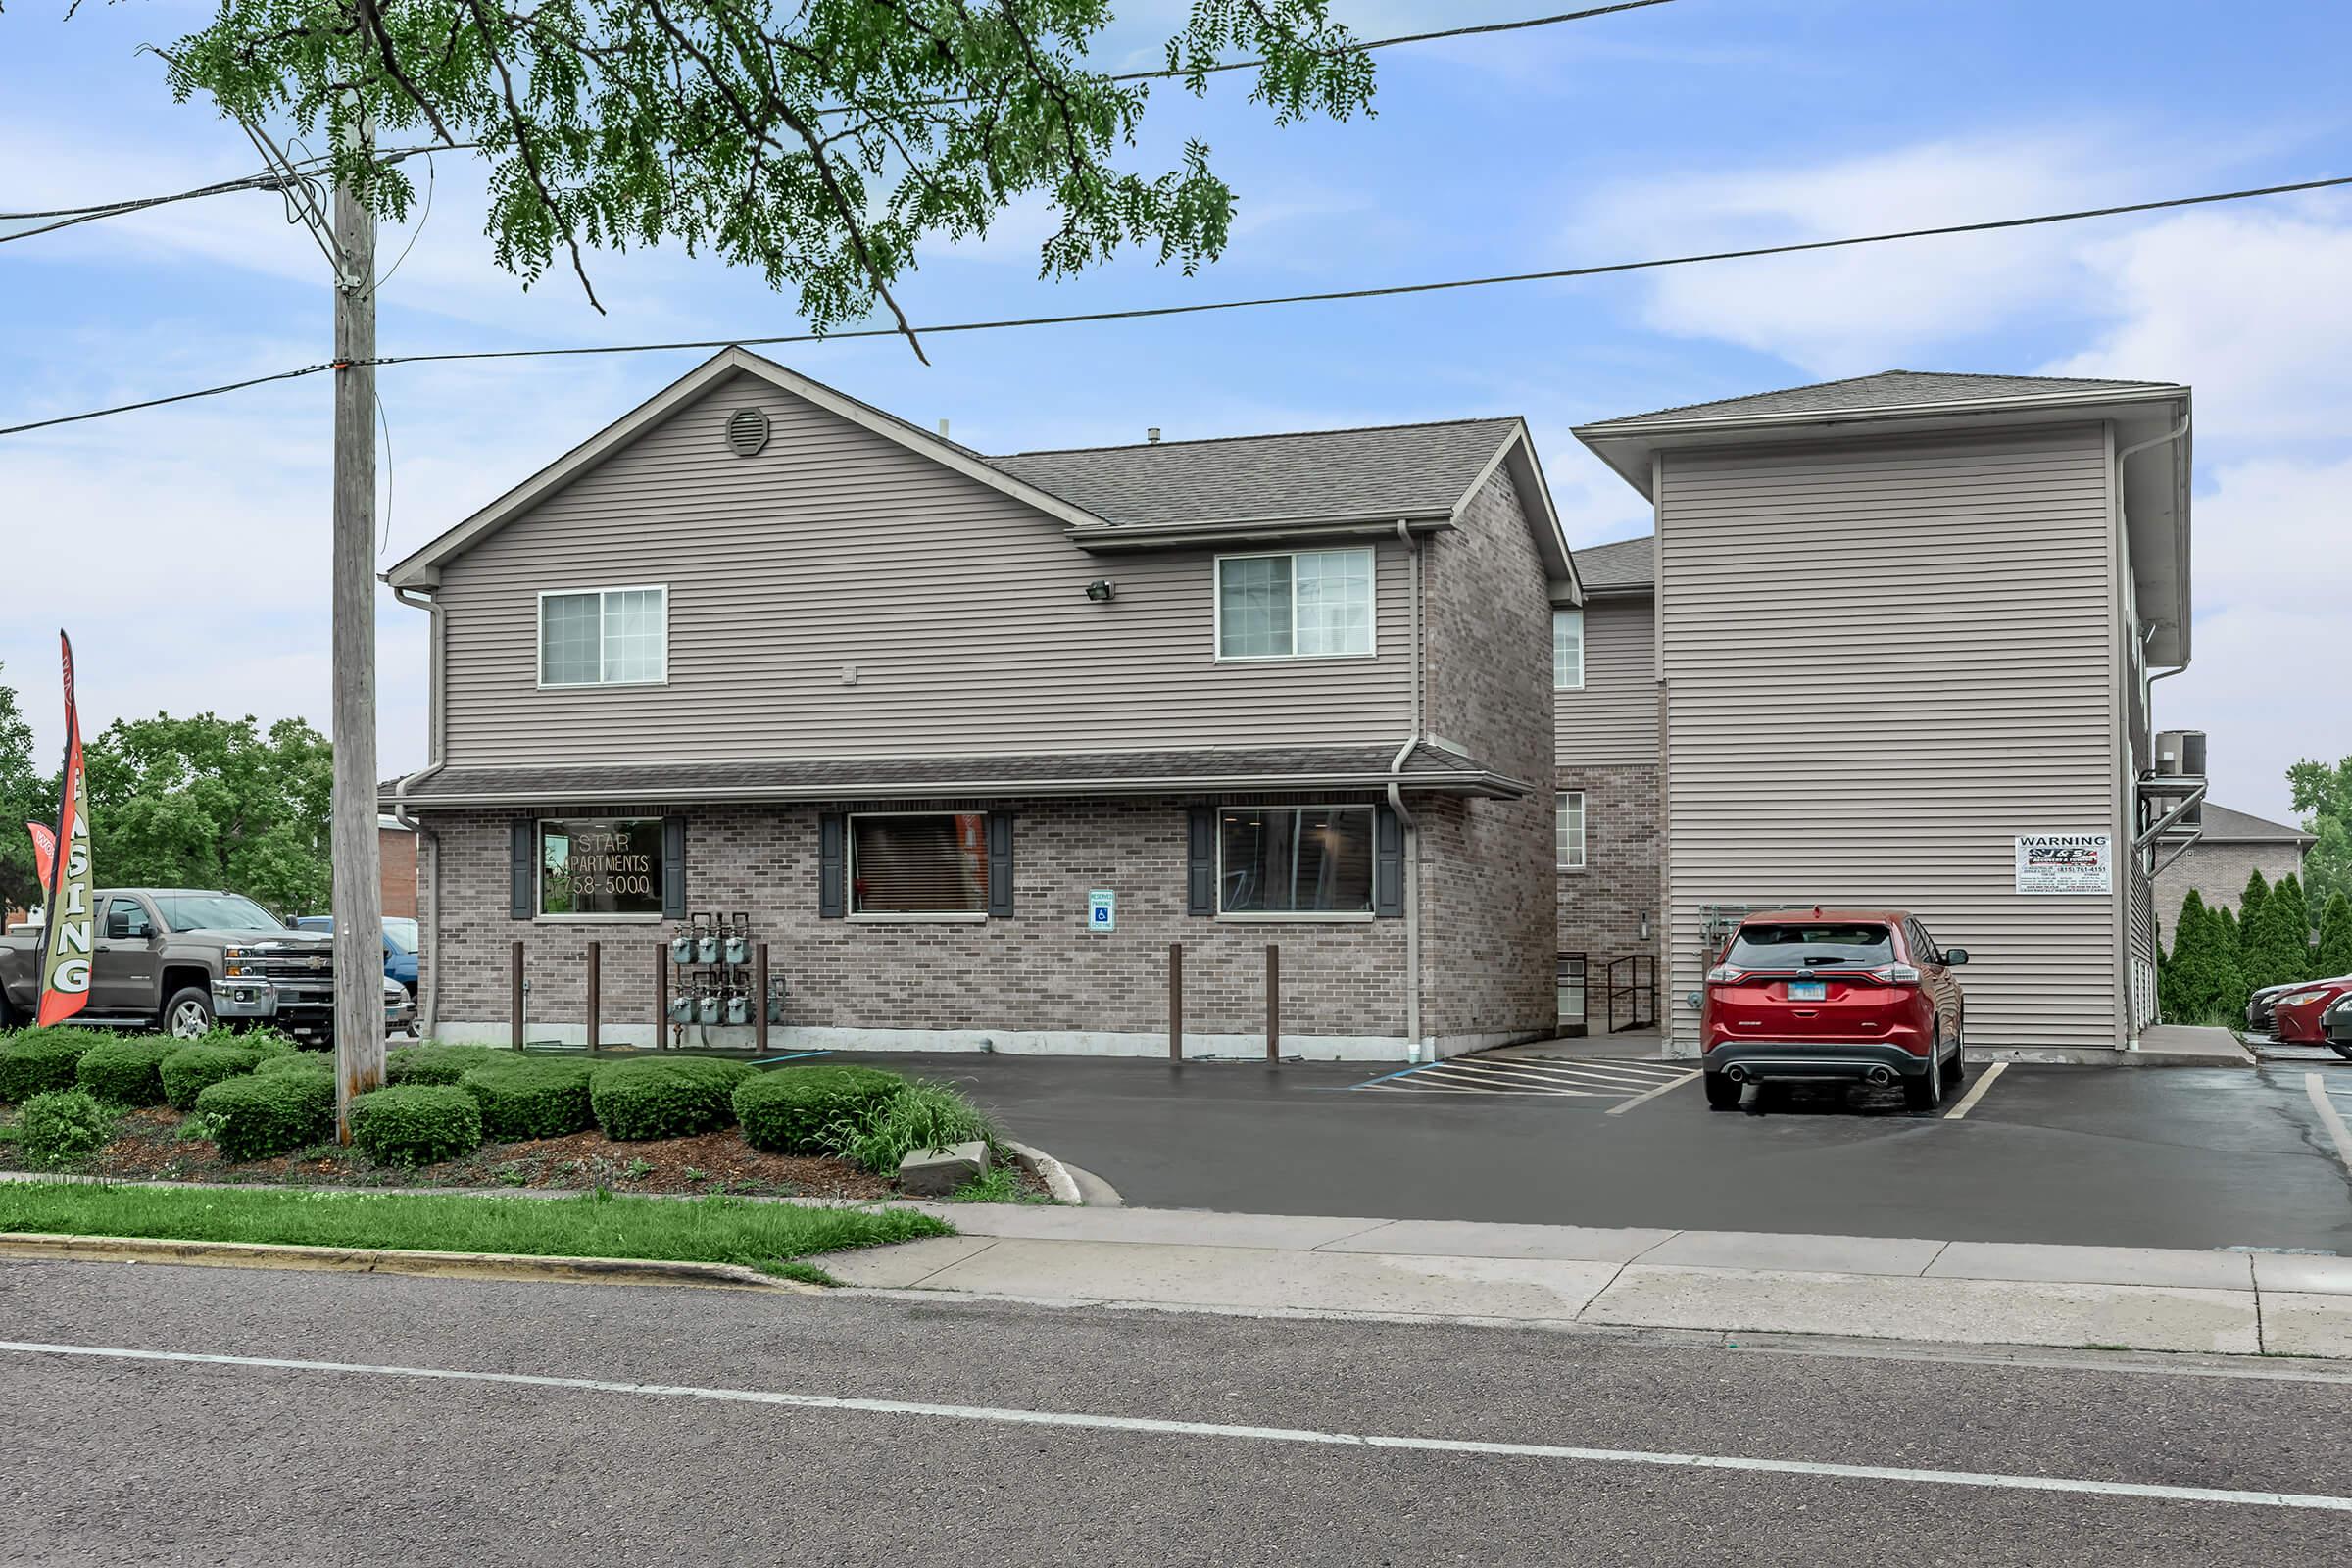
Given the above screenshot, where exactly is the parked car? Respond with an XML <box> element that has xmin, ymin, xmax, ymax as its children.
<box><xmin>2262</xmin><ymin>975</ymin><xmax>2352</xmax><ymax>1049</ymax></box>
<box><xmin>383</xmin><ymin>972</ymin><xmax>418</xmax><ymax>1037</ymax></box>
<box><xmin>1700</xmin><ymin>908</ymin><xmax>1969</xmax><ymax>1112</ymax></box>
<box><xmin>293</xmin><ymin>915</ymin><xmax>419</xmax><ymax>998</ymax></box>
<box><xmin>0</xmin><ymin>889</ymin><xmax>338</xmax><ymax>1042</ymax></box>
<box><xmin>2323</xmin><ymin>991</ymin><xmax>2352</xmax><ymax>1061</ymax></box>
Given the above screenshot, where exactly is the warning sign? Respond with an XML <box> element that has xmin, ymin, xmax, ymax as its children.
<box><xmin>2014</xmin><ymin>833</ymin><xmax>2113</xmax><ymax>895</ymax></box>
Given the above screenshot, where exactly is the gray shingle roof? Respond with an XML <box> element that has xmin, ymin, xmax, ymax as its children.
<box><xmin>2195</xmin><ymin>803</ymin><xmax>2316</xmax><ymax>844</ymax></box>
<box><xmin>1572</xmin><ymin>534</ymin><xmax>1653</xmax><ymax>591</ymax></box>
<box><xmin>383</xmin><ymin>743</ymin><xmax>1523</xmax><ymax>807</ymax></box>
<box><xmin>1586</xmin><ymin>370</ymin><xmax>2179</xmax><ymax>430</ymax></box>
<box><xmin>985</xmin><ymin>418</ymin><xmax>1521</xmax><ymax>527</ymax></box>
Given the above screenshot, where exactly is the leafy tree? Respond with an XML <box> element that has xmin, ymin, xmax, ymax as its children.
<box><xmin>2288</xmin><ymin>755</ymin><xmax>2352</xmax><ymax>911</ymax></box>
<box><xmin>2238</xmin><ymin>866</ymin><xmax>2271</xmax><ymax>938</ymax></box>
<box><xmin>0</xmin><ymin>666</ymin><xmax>57</xmax><ymax>916</ymax></box>
<box><xmin>2162</xmin><ymin>889</ymin><xmax>2243</xmax><ymax>1024</ymax></box>
<box><xmin>2316</xmin><ymin>892</ymin><xmax>2352</xmax><ymax>980</ymax></box>
<box><xmin>2210</xmin><ymin>905</ymin><xmax>2246</xmax><ymax>1016</ymax></box>
<box><xmin>150</xmin><ymin>0</ymin><xmax>1379</xmax><ymax>356</ymax></box>
<box><xmin>80</xmin><ymin>713</ymin><xmax>334</xmax><ymax>919</ymax></box>
<box><xmin>2241</xmin><ymin>871</ymin><xmax>2315</xmax><ymax>993</ymax></box>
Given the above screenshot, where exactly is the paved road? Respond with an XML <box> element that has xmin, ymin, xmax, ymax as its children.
<box><xmin>846</xmin><ymin>1053</ymin><xmax>2352</xmax><ymax>1253</ymax></box>
<box><xmin>3</xmin><ymin>1259</ymin><xmax>2348</xmax><ymax>1565</ymax></box>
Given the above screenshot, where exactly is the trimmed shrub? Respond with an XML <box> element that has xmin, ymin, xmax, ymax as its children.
<box><xmin>256</xmin><ymin>1051</ymin><xmax>335</xmax><ymax>1078</ymax></box>
<box><xmin>0</xmin><ymin>1028</ymin><xmax>110</xmax><ymax>1102</ymax></box>
<box><xmin>159</xmin><ymin>1043</ymin><xmax>264</xmax><ymax>1110</ymax></box>
<box><xmin>2319</xmin><ymin>893</ymin><xmax>2352</xmax><ymax>979</ymax></box>
<box><xmin>821</xmin><ymin>1080</ymin><xmax>1002</xmax><ymax>1177</ymax></box>
<box><xmin>18</xmin><ymin>1088</ymin><xmax>114</xmax><ymax>1168</ymax></box>
<box><xmin>193</xmin><ymin>1071</ymin><xmax>335</xmax><ymax>1161</ymax></box>
<box><xmin>74</xmin><ymin>1038</ymin><xmax>177</xmax><ymax>1106</ymax></box>
<box><xmin>735</xmin><ymin>1065</ymin><xmax>906</xmax><ymax>1155</ymax></box>
<box><xmin>589</xmin><ymin>1056</ymin><xmax>756</xmax><ymax>1141</ymax></box>
<box><xmin>459</xmin><ymin>1057</ymin><xmax>597</xmax><ymax>1142</ymax></box>
<box><xmin>349</xmin><ymin>1083</ymin><xmax>484</xmax><ymax>1167</ymax></box>
<box><xmin>209</xmin><ymin>1025</ymin><xmax>300</xmax><ymax>1058</ymax></box>
<box><xmin>387</xmin><ymin>1043</ymin><xmax>512</xmax><ymax>1086</ymax></box>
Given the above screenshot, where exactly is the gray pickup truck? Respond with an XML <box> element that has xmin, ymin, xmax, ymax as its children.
<box><xmin>0</xmin><ymin>888</ymin><xmax>345</xmax><ymax>1043</ymax></box>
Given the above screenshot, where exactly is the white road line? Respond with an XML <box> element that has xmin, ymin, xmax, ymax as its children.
<box><xmin>1411</xmin><ymin>1061</ymin><xmax>1599</xmax><ymax>1094</ymax></box>
<box><xmin>1943</xmin><ymin>1061</ymin><xmax>2009</xmax><ymax>1120</ymax></box>
<box><xmin>1528</xmin><ymin>1056</ymin><xmax>1688</xmax><ymax>1082</ymax></box>
<box><xmin>1516</xmin><ymin>1062</ymin><xmax>1674</xmax><ymax>1088</ymax></box>
<box><xmin>4</xmin><ymin>1340</ymin><xmax>2345</xmax><ymax>1514</ymax></box>
<box><xmin>2305</xmin><ymin>1074</ymin><xmax>2352</xmax><ymax>1175</ymax></box>
<box><xmin>1603</xmin><ymin>1069</ymin><xmax>1702</xmax><ymax>1116</ymax></box>
<box><xmin>1452</xmin><ymin>1061</ymin><xmax>1635</xmax><ymax>1090</ymax></box>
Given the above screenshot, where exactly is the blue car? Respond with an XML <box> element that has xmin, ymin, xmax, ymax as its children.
<box><xmin>294</xmin><ymin>915</ymin><xmax>420</xmax><ymax>998</ymax></box>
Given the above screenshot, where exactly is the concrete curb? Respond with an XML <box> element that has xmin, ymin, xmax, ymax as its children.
<box><xmin>0</xmin><ymin>1232</ymin><xmax>820</xmax><ymax>1293</ymax></box>
<box><xmin>1004</xmin><ymin>1142</ymin><xmax>1086</xmax><ymax>1205</ymax></box>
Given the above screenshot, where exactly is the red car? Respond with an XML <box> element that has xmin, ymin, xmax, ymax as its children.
<box><xmin>2267</xmin><ymin>976</ymin><xmax>2352</xmax><ymax>1047</ymax></box>
<box><xmin>1701</xmin><ymin>908</ymin><xmax>1969</xmax><ymax>1112</ymax></box>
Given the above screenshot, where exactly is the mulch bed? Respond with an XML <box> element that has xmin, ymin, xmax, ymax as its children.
<box><xmin>0</xmin><ymin>1104</ymin><xmax>1043</xmax><ymax>1201</ymax></box>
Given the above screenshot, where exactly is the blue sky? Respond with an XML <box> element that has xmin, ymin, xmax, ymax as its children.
<box><xmin>2</xmin><ymin>0</ymin><xmax>2348</xmax><ymax>821</ymax></box>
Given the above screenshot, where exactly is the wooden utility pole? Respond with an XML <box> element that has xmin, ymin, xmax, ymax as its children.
<box><xmin>330</xmin><ymin>107</ymin><xmax>384</xmax><ymax>1140</ymax></box>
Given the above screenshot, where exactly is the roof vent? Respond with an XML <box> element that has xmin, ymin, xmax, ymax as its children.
<box><xmin>1147</xmin><ymin>427</ymin><xmax>1161</xmax><ymax>443</ymax></box>
<box><xmin>724</xmin><ymin>407</ymin><xmax>771</xmax><ymax>458</ymax></box>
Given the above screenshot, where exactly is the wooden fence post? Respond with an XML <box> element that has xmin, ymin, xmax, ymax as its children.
<box><xmin>756</xmin><ymin>942</ymin><xmax>770</xmax><ymax>1054</ymax></box>
<box><xmin>656</xmin><ymin>944</ymin><xmax>667</xmax><ymax>1045</ymax></box>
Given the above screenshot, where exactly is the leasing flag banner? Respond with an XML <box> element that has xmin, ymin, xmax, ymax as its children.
<box><xmin>24</xmin><ymin>822</ymin><xmax>56</xmax><ymax>891</ymax></box>
<box><xmin>35</xmin><ymin>633</ymin><xmax>92</xmax><ymax>1027</ymax></box>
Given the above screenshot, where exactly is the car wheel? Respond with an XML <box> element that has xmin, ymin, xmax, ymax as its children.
<box><xmin>2331</xmin><ymin>1043</ymin><xmax>2352</xmax><ymax>1062</ymax></box>
<box><xmin>1704</xmin><ymin>1072</ymin><xmax>1741</xmax><ymax>1110</ymax></box>
<box><xmin>1942</xmin><ymin>1021</ymin><xmax>1967</xmax><ymax>1090</ymax></box>
<box><xmin>161</xmin><ymin>987</ymin><xmax>215</xmax><ymax>1039</ymax></box>
<box><xmin>1904</xmin><ymin>1035</ymin><xmax>1944</xmax><ymax>1112</ymax></box>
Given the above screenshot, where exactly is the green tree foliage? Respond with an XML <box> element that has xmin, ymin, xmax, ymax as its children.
<box><xmin>2316</xmin><ymin>893</ymin><xmax>2352</xmax><ymax>979</ymax></box>
<box><xmin>2160</xmin><ymin>890</ymin><xmax>2245</xmax><ymax>1024</ymax></box>
<box><xmin>2289</xmin><ymin>755</ymin><xmax>2352</xmax><ymax>911</ymax></box>
<box><xmin>2240</xmin><ymin>871</ymin><xmax>2316</xmax><ymax>993</ymax></box>
<box><xmin>80</xmin><ymin>712</ymin><xmax>333</xmax><ymax>919</ymax></box>
<box><xmin>0</xmin><ymin>664</ymin><xmax>55</xmax><ymax>915</ymax></box>
<box><xmin>151</xmin><ymin>0</ymin><xmax>1378</xmax><ymax>356</ymax></box>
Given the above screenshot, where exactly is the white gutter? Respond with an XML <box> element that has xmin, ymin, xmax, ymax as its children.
<box><xmin>1386</xmin><ymin>519</ymin><xmax>1427</xmax><ymax>1062</ymax></box>
<box><xmin>388</xmin><ymin>581</ymin><xmax>446</xmax><ymax>1036</ymax></box>
<box><xmin>388</xmin><ymin>766</ymin><xmax>1533</xmax><ymax>808</ymax></box>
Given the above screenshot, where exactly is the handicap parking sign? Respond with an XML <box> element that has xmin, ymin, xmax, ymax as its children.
<box><xmin>1087</xmin><ymin>889</ymin><xmax>1115</xmax><ymax>932</ymax></box>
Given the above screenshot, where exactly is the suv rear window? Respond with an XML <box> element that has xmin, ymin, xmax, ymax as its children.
<box><xmin>1727</xmin><ymin>923</ymin><xmax>1893</xmax><ymax>968</ymax></box>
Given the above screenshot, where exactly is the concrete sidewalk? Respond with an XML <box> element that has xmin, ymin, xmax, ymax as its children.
<box><xmin>833</xmin><ymin>1203</ymin><xmax>2352</xmax><ymax>1359</ymax></box>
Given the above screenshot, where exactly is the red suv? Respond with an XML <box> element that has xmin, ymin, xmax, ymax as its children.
<box><xmin>1702</xmin><ymin>909</ymin><xmax>1969</xmax><ymax>1112</ymax></box>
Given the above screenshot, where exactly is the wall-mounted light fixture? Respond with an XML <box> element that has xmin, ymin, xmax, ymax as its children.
<box><xmin>1639</xmin><ymin>914</ymin><xmax>1651</xmax><ymax>941</ymax></box>
<box><xmin>1085</xmin><ymin>578</ymin><xmax>1117</xmax><ymax>603</ymax></box>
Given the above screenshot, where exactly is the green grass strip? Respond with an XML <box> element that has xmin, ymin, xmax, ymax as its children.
<box><xmin>0</xmin><ymin>1181</ymin><xmax>950</xmax><ymax>1281</ymax></box>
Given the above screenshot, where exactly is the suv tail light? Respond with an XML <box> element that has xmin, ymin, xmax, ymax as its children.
<box><xmin>1884</xmin><ymin>964</ymin><xmax>1922</xmax><ymax>984</ymax></box>
<box><xmin>1705</xmin><ymin>965</ymin><xmax>1742</xmax><ymax>984</ymax></box>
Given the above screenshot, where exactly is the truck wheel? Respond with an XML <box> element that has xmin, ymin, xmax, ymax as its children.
<box><xmin>161</xmin><ymin>987</ymin><xmax>215</xmax><ymax>1039</ymax></box>
<box><xmin>0</xmin><ymin>987</ymin><xmax>22</xmax><ymax>1030</ymax></box>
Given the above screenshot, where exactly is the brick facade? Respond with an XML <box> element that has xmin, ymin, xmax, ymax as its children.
<box><xmin>421</xmin><ymin>795</ymin><xmax>1478</xmax><ymax>1056</ymax></box>
<box><xmin>2153</xmin><ymin>839</ymin><xmax>2308</xmax><ymax>929</ymax></box>
<box><xmin>1554</xmin><ymin>762</ymin><xmax>1661</xmax><ymax>962</ymax></box>
<box><xmin>379</xmin><ymin>824</ymin><xmax>418</xmax><ymax>921</ymax></box>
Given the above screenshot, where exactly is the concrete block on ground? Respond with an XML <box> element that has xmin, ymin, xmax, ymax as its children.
<box><xmin>1927</xmin><ymin>1241</ymin><xmax>2252</xmax><ymax>1291</ymax></box>
<box><xmin>901</xmin><ymin>1238</ymin><xmax>1623</xmax><ymax>1320</ymax></box>
<box><xmin>2255</xmin><ymin>1291</ymin><xmax>2352</xmax><ymax>1358</ymax></box>
<box><xmin>898</xmin><ymin>1141</ymin><xmax>990</xmax><ymax>1198</ymax></box>
<box><xmin>823</xmin><ymin>1235</ymin><xmax>1001</xmax><ymax>1289</ymax></box>
<box><xmin>1633</xmin><ymin>1230</ymin><xmax>1944</xmax><ymax>1277</ymax></box>
<box><xmin>1583</xmin><ymin>1265</ymin><xmax>2261</xmax><ymax>1355</ymax></box>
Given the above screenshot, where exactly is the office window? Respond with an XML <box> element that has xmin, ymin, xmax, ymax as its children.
<box><xmin>1217</xmin><ymin>549</ymin><xmax>1374</xmax><ymax>660</ymax></box>
<box><xmin>851</xmin><ymin>812</ymin><xmax>990</xmax><ymax>917</ymax></box>
<box><xmin>1553</xmin><ymin>608</ymin><xmax>1585</xmax><ymax>690</ymax></box>
<box><xmin>1555</xmin><ymin>792</ymin><xmax>1586</xmax><ymax>870</ymax></box>
<box><xmin>539</xmin><ymin>818</ymin><xmax>663</xmax><ymax>918</ymax></box>
<box><xmin>1218</xmin><ymin>807</ymin><xmax>1375</xmax><ymax>916</ymax></box>
<box><xmin>539</xmin><ymin>586</ymin><xmax>667</xmax><ymax>686</ymax></box>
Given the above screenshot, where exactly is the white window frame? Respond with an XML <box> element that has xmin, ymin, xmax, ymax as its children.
<box><xmin>846</xmin><ymin>809</ymin><xmax>991</xmax><ymax>924</ymax></box>
<box><xmin>1555</xmin><ymin>791</ymin><xmax>1587</xmax><ymax>871</ymax></box>
<box><xmin>537</xmin><ymin>584</ymin><xmax>670</xmax><ymax>689</ymax></box>
<box><xmin>1553</xmin><ymin>608</ymin><xmax>1585</xmax><ymax>691</ymax></box>
<box><xmin>534</xmin><ymin>816</ymin><xmax>666</xmax><ymax>924</ymax></box>
<box><xmin>1212</xmin><ymin>548</ymin><xmax>1378</xmax><ymax>663</ymax></box>
<box><xmin>1214</xmin><ymin>803</ymin><xmax>1378</xmax><ymax>923</ymax></box>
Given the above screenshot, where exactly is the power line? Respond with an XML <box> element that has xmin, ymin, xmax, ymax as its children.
<box><xmin>0</xmin><ymin>3</ymin><xmax>1675</xmax><ymax>238</ymax></box>
<box><xmin>5</xmin><ymin>172</ymin><xmax>2345</xmax><ymax>440</ymax></box>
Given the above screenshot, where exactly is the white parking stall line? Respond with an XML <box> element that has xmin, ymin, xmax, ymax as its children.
<box><xmin>1455</xmin><ymin>1060</ymin><xmax>1644</xmax><ymax>1090</ymax></box>
<box><xmin>6</xmin><ymin>1342</ymin><xmax>2349</xmax><ymax>1515</ymax></box>
<box><xmin>1603</xmin><ymin>1069</ymin><xmax>1702</xmax><ymax>1115</ymax></box>
<box><xmin>2305</xmin><ymin>1075</ymin><xmax>2352</xmax><ymax>1178</ymax></box>
<box><xmin>1401</xmin><ymin>1062</ymin><xmax>1603</xmax><ymax>1096</ymax></box>
<box><xmin>1517</xmin><ymin>1061</ymin><xmax>1679</xmax><ymax>1088</ymax></box>
<box><xmin>1942</xmin><ymin>1060</ymin><xmax>2009</xmax><ymax>1120</ymax></box>
<box><xmin>1524</xmin><ymin>1055</ymin><xmax>1690</xmax><ymax>1080</ymax></box>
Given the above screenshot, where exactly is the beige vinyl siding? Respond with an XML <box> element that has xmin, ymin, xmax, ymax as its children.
<box><xmin>1554</xmin><ymin>595</ymin><xmax>1657</xmax><ymax>765</ymax></box>
<box><xmin>437</xmin><ymin>372</ymin><xmax>1412</xmax><ymax>764</ymax></box>
<box><xmin>1656</xmin><ymin>423</ymin><xmax>2122</xmax><ymax>1053</ymax></box>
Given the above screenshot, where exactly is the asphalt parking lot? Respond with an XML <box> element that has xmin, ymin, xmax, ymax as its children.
<box><xmin>846</xmin><ymin>1048</ymin><xmax>2352</xmax><ymax>1254</ymax></box>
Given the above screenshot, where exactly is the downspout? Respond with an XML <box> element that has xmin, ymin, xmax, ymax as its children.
<box><xmin>1385</xmin><ymin>520</ymin><xmax>1426</xmax><ymax>1061</ymax></box>
<box><xmin>2113</xmin><ymin>416</ymin><xmax>2189</xmax><ymax>1047</ymax></box>
<box><xmin>389</xmin><ymin>582</ymin><xmax>446</xmax><ymax>1037</ymax></box>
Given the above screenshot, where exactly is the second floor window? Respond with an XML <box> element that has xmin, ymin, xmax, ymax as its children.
<box><xmin>540</xmin><ymin>585</ymin><xmax>667</xmax><ymax>687</ymax></box>
<box><xmin>1553</xmin><ymin>609</ymin><xmax>1585</xmax><ymax>690</ymax></box>
<box><xmin>1217</xmin><ymin>548</ymin><xmax>1374</xmax><ymax>660</ymax></box>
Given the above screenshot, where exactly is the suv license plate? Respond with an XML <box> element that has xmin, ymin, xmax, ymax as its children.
<box><xmin>1788</xmin><ymin>980</ymin><xmax>1827</xmax><ymax>1001</ymax></box>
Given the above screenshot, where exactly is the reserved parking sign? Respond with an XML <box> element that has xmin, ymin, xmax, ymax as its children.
<box><xmin>1087</xmin><ymin>889</ymin><xmax>1116</xmax><ymax>931</ymax></box>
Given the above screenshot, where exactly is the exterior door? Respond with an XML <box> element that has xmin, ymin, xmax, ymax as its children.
<box><xmin>93</xmin><ymin>895</ymin><xmax>161</xmax><ymax>1015</ymax></box>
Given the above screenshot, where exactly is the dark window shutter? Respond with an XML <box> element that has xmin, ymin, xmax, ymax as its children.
<box><xmin>1373</xmin><ymin>806</ymin><xmax>1405</xmax><ymax>917</ymax></box>
<box><xmin>1187</xmin><ymin>808</ymin><xmax>1217</xmax><ymax>916</ymax></box>
<box><xmin>510</xmin><ymin>821</ymin><xmax>534</xmax><ymax>918</ymax></box>
<box><xmin>662</xmin><ymin>817</ymin><xmax>688</xmax><ymax>920</ymax></box>
<box><xmin>818</xmin><ymin>812</ymin><xmax>846</xmax><ymax>918</ymax></box>
<box><xmin>987</xmin><ymin>812</ymin><xmax>1015</xmax><ymax>918</ymax></box>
